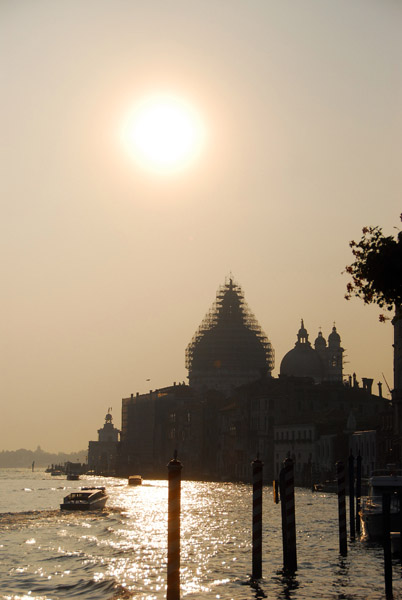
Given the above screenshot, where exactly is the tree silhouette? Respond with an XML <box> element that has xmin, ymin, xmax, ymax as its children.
<box><xmin>345</xmin><ymin>215</ymin><xmax>402</xmax><ymax>320</ymax></box>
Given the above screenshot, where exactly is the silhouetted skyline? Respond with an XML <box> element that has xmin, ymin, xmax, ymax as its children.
<box><xmin>1</xmin><ymin>1</ymin><xmax>400</xmax><ymax>451</ymax></box>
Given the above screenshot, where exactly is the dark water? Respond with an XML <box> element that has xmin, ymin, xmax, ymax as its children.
<box><xmin>0</xmin><ymin>469</ymin><xmax>401</xmax><ymax>599</ymax></box>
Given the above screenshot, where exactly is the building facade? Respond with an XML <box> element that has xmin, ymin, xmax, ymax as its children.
<box><xmin>88</xmin><ymin>411</ymin><xmax>120</xmax><ymax>475</ymax></box>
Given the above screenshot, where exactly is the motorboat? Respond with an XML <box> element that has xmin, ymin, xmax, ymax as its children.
<box><xmin>60</xmin><ymin>486</ymin><xmax>108</xmax><ymax>510</ymax></box>
<box><xmin>360</xmin><ymin>467</ymin><xmax>402</xmax><ymax>539</ymax></box>
<box><xmin>128</xmin><ymin>475</ymin><xmax>142</xmax><ymax>486</ymax></box>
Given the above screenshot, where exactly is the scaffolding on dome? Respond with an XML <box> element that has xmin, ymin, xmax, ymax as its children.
<box><xmin>185</xmin><ymin>276</ymin><xmax>275</xmax><ymax>373</ymax></box>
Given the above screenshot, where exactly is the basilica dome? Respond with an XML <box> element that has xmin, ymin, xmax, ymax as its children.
<box><xmin>186</xmin><ymin>278</ymin><xmax>274</xmax><ymax>392</ymax></box>
<box><xmin>280</xmin><ymin>320</ymin><xmax>324</xmax><ymax>382</ymax></box>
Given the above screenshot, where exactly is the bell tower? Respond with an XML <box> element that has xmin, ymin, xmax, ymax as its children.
<box><xmin>325</xmin><ymin>324</ymin><xmax>344</xmax><ymax>382</ymax></box>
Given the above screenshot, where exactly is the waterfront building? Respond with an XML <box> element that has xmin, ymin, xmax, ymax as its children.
<box><xmin>273</xmin><ymin>424</ymin><xmax>316</xmax><ymax>486</ymax></box>
<box><xmin>88</xmin><ymin>410</ymin><xmax>120</xmax><ymax>475</ymax></box>
<box><xmin>119</xmin><ymin>383</ymin><xmax>216</xmax><ymax>478</ymax></box>
<box><xmin>216</xmin><ymin>374</ymin><xmax>384</xmax><ymax>483</ymax></box>
<box><xmin>116</xmin><ymin>278</ymin><xmax>389</xmax><ymax>483</ymax></box>
<box><xmin>351</xmin><ymin>430</ymin><xmax>377</xmax><ymax>477</ymax></box>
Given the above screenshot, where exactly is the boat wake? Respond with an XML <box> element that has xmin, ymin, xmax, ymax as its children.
<box><xmin>0</xmin><ymin>509</ymin><xmax>59</xmax><ymax>527</ymax></box>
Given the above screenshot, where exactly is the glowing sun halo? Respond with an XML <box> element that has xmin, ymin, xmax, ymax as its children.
<box><xmin>122</xmin><ymin>95</ymin><xmax>205</xmax><ymax>173</ymax></box>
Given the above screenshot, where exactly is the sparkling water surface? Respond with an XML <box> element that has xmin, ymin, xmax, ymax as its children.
<box><xmin>0</xmin><ymin>468</ymin><xmax>400</xmax><ymax>599</ymax></box>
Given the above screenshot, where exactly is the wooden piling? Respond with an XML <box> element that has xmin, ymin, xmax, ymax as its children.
<box><xmin>167</xmin><ymin>451</ymin><xmax>182</xmax><ymax>600</ymax></box>
<box><xmin>382</xmin><ymin>492</ymin><xmax>393</xmax><ymax>599</ymax></box>
<box><xmin>355</xmin><ymin>453</ymin><xmax>362</xmax><ymax>535</ymax></box>
<box><xmin>252</xmin><ymin>456</ymin><xmax>263</xmax><ymax>579</ymax></box>
<box><xmin>348</xmin><ymin>453</ymin><xmax>355</xmax><ymax>540</ymax></box>
<box><xmin>279</xmin><ymin>457</ymin><xmax>297</xmax><ymax>572</ymax></box>
<box><xmin>273</xmin><ymin>479</ymin><xmax>279</xmax><ymax>504</ymax></box>
<box><xmin>398</xmin><ymin>490</ymin><xmax>402</xmax><ymax>566</ymax></box>
<box><xmin>336</xmin><ymin>461</ymin><xmax>347</xmax><ymax>556</ymax></box>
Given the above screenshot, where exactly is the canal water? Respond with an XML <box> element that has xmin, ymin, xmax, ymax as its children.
<box><xmin>0</xmin><ymin>468</ymin><xmax>400</xmax><ymax>599</ymax></box>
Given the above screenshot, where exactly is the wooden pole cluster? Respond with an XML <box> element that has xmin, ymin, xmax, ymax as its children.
<box><xmin>336</xmin><ymin>461</ymin><xmax>347</xmax><ymax>556</ymax></box>
<box><xmin>167</xmin><ymin>451</ymin><xmax>182</xmax><ymax>600</ymax></box>
<box><xmin>165</xmin><ymin>452</ymin><xmax>373</xmax><ymax>597</ymax></box>
<box><xmin>252</xmin><ymin>456</ymin><xmax>263</xmax><ymax>579</ymax></box>
<box><xmin>279</xmin><ymin>457</ymin><xmax>297</xmax><ymax>572</ymax></box>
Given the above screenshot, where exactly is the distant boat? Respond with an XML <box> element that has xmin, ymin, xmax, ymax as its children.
<box><xmin>47</xmin><ymin>464</ymin><xmax>64</xmax><ymax>476</ymax></box>
<box><xmin>66</xmin><ymin>473</ymin><xmax>80</xmax><ymax>481</ymax></box>
<box><xmin>60</xmin><ymin>487</ymin><xmax>108</xmax><ymax>511</ymax></box>
<box><xmin>128</xmin><ymin>475</ymin><xmax>142</xmax><ymax>486</ymax></box>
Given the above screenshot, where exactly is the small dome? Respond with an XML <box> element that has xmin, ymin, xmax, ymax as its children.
<box><xmin>297</xmin><ymin>319</ymin><xmax>309</xmax><ymax>343</ymax></box>
<box><xmin>314</xmin><ymin>331</ymin><xmax>326</xmax><ymax>349</ymax></box>
<box><xmin>328</xmin><ymin>326</ymin><xmax>341</xmax><ymax>347</ymax></box>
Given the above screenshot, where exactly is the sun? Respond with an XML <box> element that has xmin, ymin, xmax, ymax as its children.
<box><xmin>122</xmin><ymin>94</ymin><xmax>205</xmax><ymax>174</ymax></box>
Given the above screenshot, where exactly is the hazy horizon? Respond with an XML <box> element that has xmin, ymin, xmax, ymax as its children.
<box><xmin>1</xmin><ymin>0</ymin><xmax>400</xmax><ymax>452</ymax></box>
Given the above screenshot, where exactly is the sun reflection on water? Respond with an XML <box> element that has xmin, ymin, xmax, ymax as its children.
<box><xmin>1</xmin><ymin>475</ymin><xmax>395</xmax><ymax>599</ymax></box>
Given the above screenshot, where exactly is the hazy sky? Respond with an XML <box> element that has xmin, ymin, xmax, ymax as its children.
<box><xmin>1</xmin><ymin>0</ymin><xmax>401</xmax><ymax>453</ymax></box>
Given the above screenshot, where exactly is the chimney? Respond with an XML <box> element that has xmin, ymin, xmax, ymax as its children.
<box><xmin>362</xmin><ymin>378</ymin><xmax>373</xmax><ymax>394</ymax></box>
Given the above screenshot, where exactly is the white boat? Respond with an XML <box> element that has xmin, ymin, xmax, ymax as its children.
<box><xmin>360</xmin><ymin>467</ymin><xmax>402</xmax><ymax>539</ymax></box>
<box><xmin>60</xmin><ymin>486</ymin><xmax>108</xmax><ymax>511</ymax></box>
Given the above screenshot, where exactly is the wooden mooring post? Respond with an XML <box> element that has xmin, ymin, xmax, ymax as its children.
<box><xmin>348</xmin><ymin>453</ymin><xmax>355</xmax><ymax>540</ymax></box>
<box><xmin>167</xmin><ymin>451</ymin><xmax>182</xmax><ymax>600</ymax></box>
<box><xmin>251</xmin><ymin>455</ymin><xmax>263</xmax><ymax>579</ymax></box>
<box><xmin>355</xmin><ymin>453</ymin><xmax>362</xmax><ymax>535</ymax></box>
<box><xmin>398</xmin><ymin>489</ymin><xmax>402</xmax><ymax>567</ymax></box>
<box><xmin>273</xmin><ymin>479</ymin><xmax>279</xmax><ymax>504</ymax></box>
<box><xmin>279</xmin><ymin>457</ymin><xmax>297</xmax><ymax>572</ymax></box>
<box><xmin>382</xmin><ymin>492</ymin><xmax>393</xmax><ymax>599</ymax></box>
<box><xmin>336</xmin><ymin>461</ymin><xmax>347</xmax><ymax>556</ymax></box>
